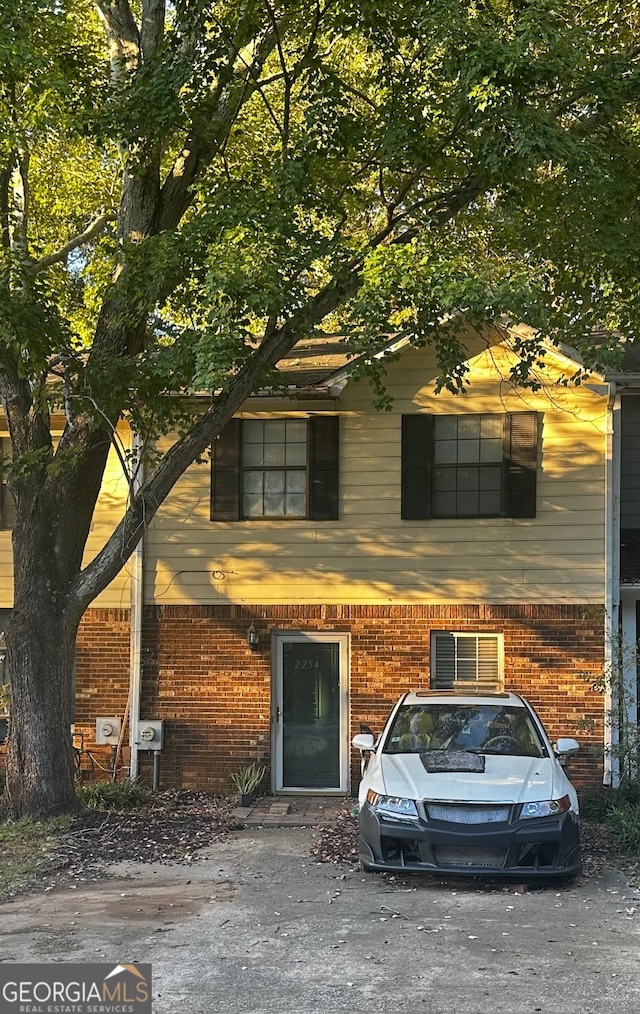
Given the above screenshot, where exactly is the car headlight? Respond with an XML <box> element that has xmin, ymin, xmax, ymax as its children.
<box><xmin>366</xmin><ymin>790</ymin><xmax>419</xmax><ymax>822</ymax></box>
<box><xmin>520</xmin><ymin>794</ymin><xmax>571</xmax><ymax>819</ymax></box>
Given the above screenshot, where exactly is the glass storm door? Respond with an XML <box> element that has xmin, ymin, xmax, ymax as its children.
<box><xmin>273</xmin><ymin>633</ymin><xmax>349</xmax><ymax>792</ymax></box>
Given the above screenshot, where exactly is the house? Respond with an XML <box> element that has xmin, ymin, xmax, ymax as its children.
<box><xmin>2</xmin><ymin>321</ymin><xmax>639</xmax><ymax>794</ymax></box>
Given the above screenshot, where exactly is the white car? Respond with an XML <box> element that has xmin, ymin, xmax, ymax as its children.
<box><xmin>352</xmin><ymin>691</ymin><xmax>581</xmax><ymax>878</ymax></box>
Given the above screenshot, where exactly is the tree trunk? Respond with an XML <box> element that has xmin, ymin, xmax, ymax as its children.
<box><xmin>0</xmin><ymin>430</ymin><xmax>108</xmax><ymax>819</ymax></box>
<box><xmin>3</xmin><ymin>597</ymin><xmax>79</xmax><ymax>818</ymax></box>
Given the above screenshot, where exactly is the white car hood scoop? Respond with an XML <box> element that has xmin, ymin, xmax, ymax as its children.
<box><xmin>421</xmin><ymin>750</ymin><xmax>486</xmax><ymax>773</ymax></box>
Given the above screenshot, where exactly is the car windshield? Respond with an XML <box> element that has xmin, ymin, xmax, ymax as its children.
<box><xmin>383</xmin><ymin>703</ymin><xmax>547</xmax><ymax>758</ymax></box>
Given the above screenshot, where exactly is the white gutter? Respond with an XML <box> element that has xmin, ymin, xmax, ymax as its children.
<box><xmin>128</xmin><ymin>432</ymin><xmax>144</xmax><ymax>780</ymax></box>
<box><xmin>603</xmin><ymin>383</ymin><xmax>620</xmax><ymax>786</ymax></box>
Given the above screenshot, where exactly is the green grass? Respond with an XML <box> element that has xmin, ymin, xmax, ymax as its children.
<box><xmin>0</xmin><ymin>816</ymin><xmax>71</xmax><ymax>898</ymax></box>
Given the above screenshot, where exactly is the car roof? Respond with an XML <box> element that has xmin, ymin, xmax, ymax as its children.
<box><xmin>400</xmin><ymin>691</ymin><xmax>527</xmax><ymax>707</ymax></box>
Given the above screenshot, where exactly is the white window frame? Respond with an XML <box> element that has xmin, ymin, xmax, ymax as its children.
<box><xmin>431</xmin><ymin>632</ymin><xmax>504</xmax><ymax>692</ymax></box>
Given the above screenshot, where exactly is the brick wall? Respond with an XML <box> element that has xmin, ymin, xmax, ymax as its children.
<box><xmin>73</xmin><ymin>602</ymin><xmax>606</xmax><ymax>794</ymax></box>
<box><xmin>74</xmin><ymin>609</ymin><xmax>131</xmax><ymax>780</ymax></box>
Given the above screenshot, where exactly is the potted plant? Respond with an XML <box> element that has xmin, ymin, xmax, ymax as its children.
<box><xmin>230</xmin><ymin>761</ymin><xmax>266</xmax><ymax>807</ymax></box>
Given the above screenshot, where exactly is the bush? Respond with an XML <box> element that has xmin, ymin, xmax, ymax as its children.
<box><xmin>578</xmin><ymin>788</ymin><xmax>616</xmax><ymax>821</ymax></box>
<box><xmin>579</xmin><ymin>783</ymin><xmax>640</xmax><ymax>851</ymax></box>
<box><xmin>77</xmin><ymin>777</ymin><xmax>151</xmax><ymax>811</ymax></box>
<box><xmin>605</xmin><ymin>802</ymin><xmax>640</xmax><ymax>852</ymax></box>
<box><xmin>579</xmin><ymin>782</ymin><xmax>640</xmax><ymax>820</ymax></box>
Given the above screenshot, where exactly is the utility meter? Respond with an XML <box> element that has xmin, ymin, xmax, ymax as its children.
<box><xmin>95</xmin><ymin>717</ymin><xmax>121</xmax><ymax>746</ymax></box>
<box><xmin>136</xmin><ymin>719</ymin><xmax>164</xmax><ymax>751</ymax></box>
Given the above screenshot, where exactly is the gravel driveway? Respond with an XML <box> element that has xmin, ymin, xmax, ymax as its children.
<box><xmin>1</xmin><ymin>824</ymin><xmax>639</xmax><ymax>1014</ymax></box>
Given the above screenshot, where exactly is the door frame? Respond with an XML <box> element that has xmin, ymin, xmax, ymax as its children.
<box><xmin>271</xmin><ymin>630</ymin><xmax>350</xmax><ymax>794</ymax></box>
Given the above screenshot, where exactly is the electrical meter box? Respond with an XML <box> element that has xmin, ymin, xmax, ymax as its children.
<box><xmin>95</xmin><ymin>717</ymin><xmax>121</xmax><ymax>746</ymax></box>
<box><xmin>136</xmin><ymin>719</ymin><xmax>164</xmax><ymax>751</ymax></box>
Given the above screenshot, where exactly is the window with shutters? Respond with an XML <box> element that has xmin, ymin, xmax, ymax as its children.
<box><xmin>402</xmin><ymin>412</ymin><xmax>538</xmax><ymax>520</ymax></box>
<box><xmin>211</xmin><ymin>416</ymin><xmax>339</xmax><ymax>521</ymax></box>
<box><xmin>242</xmin><ymin>420</ymin><xmax>308</xmax><ymax>517</ymax></box>
<box><xmin>0</xmin><ymin>439</ymin><xmax>15</xmax><ymax>531</ymax></box>
<box><xmin>431</xmin><ymin>632</ymin><xmax>503</xmax><ymax>692</ymax></box>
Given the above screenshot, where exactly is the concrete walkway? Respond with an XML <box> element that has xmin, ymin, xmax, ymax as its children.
<box><xmin>231</xmin><ymin>794</ymin><xmax>355</xmax><ymax>826</ymax></box>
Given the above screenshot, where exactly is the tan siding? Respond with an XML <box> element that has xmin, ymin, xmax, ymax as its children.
<box><xmin>0</xmin><ymin>534</ymin><xmax>13</xmax><ymax>606</ymax></box>
<box><xmin>0</xmin><ymin>427</ymin><xmax>131</xmax><ymax>610</ymax></box>
<box><xmin>146</xmin><ymin>336</ymin><xmax>607</xmax><ymax>606</ymax></box>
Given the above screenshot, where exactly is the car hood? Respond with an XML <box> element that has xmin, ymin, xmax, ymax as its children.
<box><xmin>379</xmin><ymin>753</ymin><xmax>561</xmax><ymax>804</ymax></box>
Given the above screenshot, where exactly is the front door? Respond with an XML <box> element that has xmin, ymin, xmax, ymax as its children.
<box><xmin>272</xmin><ymin>632</ymin><xmax>349</xmax><ymax>792</ymax></box>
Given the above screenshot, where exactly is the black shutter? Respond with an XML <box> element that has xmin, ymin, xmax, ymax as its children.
<box><xmin>401</xmin><ymin>415</ymin><xmax>433</xmax><ymax>519</ymax></box>
<box><xmin>308</xmin><ymin>416</ymin><xmax>339</xmax><ymax>520</ymax></box>
<box><xmin>504</xmin><ymin>412</ymin><xmax>538</xmax><ymax>518</ymax></box>
<box><xmin>211</xmin><ymin>419</ymin><xmax>241</xmax><ymax>520</ymax></box>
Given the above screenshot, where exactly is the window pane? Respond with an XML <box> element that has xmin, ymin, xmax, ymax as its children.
<box><xmin>286</xmin><ymin>470</ymin><xmax>306</xmax><ymax>493</ymax></box>
<box><xmin>480</xmin><ymin>438</ymin><xmax>503</xmax><ymax>463</ymax></box>
<box><xmin>479</xmin><ymin>490</ymin><xmax>501</xmax><ymax>514</ymax></box>
<box><xmin>435</xmin><ymin>416</ymin><xmax>457</xmax><ymax>440</ymax></box>
<box><xmin>434</xmin><ymin>492</ymin><xmax>456</xmax><ymax>515</ymax></box>
<box><xmin>434</xmin><ymin>467</ymin><xmax>456</xmax><ymax>491</ymax></box>
<box><xmin>243</xmin><ymin>420</ymin><xmax>263</xmax><ymax>443</ymax></box>
<box><xmin>286</xmin><ymin>442</ymin><xmax>306</xmax><ymax>466</ymax></box>
<box><xmin>285</xmin><ymin>493</ymin><xmax>306</xmax><ymax>516</ymax></box>
<box><xmin>264</xmin><ymin>442</ymin><xmax>285</xmax><ymax>466</ymax></box>
<box><xmin>435</xmin><ymin>439</ymin><xmax>458</xmax><ymax>464</ymax></box>
<box><xmin>265</xmin><ymin>420</ymin><xmax>286</xmax><ymax>443</ymax></box>
<box><xmin>457</xmin><ymin>491</ymin><xmax>479</xmax><ymax>514</ymax></box>
<box><xmin>243</xmin><ymin>494</ymin><xmax>263</xmax><ymax>516</ymax></box>
<box><xmin>458</xmin><ymin>416</ymin><xmax>480</xmax><ymax>439</ymax></box>
<box><xmin>481</xmin><ymin>416</ymin><xmax>502</xmax><ymax>439</ymax></box>
<box><xmin>458</xmin><ymin>439</ymin><xmax>480</xmax><ymax>463</ymax></box>
<box><xmin>457</xmin><ymin>467</ymin><xmax>479</xmax><ymax>491</ymax></box>
<box><xmin>264</xmin><ymin>494</ymin><xmax>285</xmax><ymax>515</ymax></box>
<box><xmin>241</xmin><ymin>419</ymin><xmax>310</xmax><ymax>520</ymax></box>
<box><xmin>286</xmin><ymin>420</ymin><xmax>307</xmax><ymax>442</ymax></box>
<box><xmin>243</xmin><ymin>444</ymin><xmax>264</xmax><ymax>467</ymax></box>
<box><xmin>265</xmin><ymin>470</ymin><xmax>285</xmax><ymax>493</ymax></box>
<box><xmin>432</xmin><ymin>632</ymin><xmax>501</xmax><ymax>691</ymax></box>
<box><xmin>479</xmin><ymin>465</ymin><xmax>502</xmax><ymax>490</ymax></box>
<box><xmin>243</xmin><ymin>471</ymin><xmax>263</xmax><ymax>493</ymax></box>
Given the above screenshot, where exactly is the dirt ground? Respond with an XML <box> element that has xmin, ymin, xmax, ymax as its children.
<box><xmin>1</xmin><ymin>820</ymin><xmax>639</xmax><ymax>1014</ymax></box>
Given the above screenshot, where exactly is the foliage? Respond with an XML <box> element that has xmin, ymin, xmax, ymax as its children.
<box><xmin>576</xmin><ymin>615</ymin><xmax>640</xmax><ymax>783</ymax></box>
<box><xmin>2</xmin><ymin>0</ymin><xmax>640</xmax><ymax>817</ymax></box>
<box><xmin>604</xmin><ymin>802</ymin><xmax>640</xmax><ymax>852</ymax></box>
<box><xmin>579</xmin><ymin>782</ymin><xmax>640</xmax><ymax>851</ymax></box>
<box><xmin>0</xmin><ymin>816</ymin><xmax>71</xmax><ymax>898</ymax></box>
<box><xmin>76</xmin><ymin>777</ymin><xmax>151</xmax><ymax>811</ymax></box>
<box><xmin>230</xmin><ymin>762</ymin><xmax>266</xmax><ymax>796</ymax></box>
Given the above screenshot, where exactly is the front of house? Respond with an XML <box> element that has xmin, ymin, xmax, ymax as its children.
<box><xmin>2</xmin><ymin>323</ymin><xmax>639</xmax><ymax>794</ymax></box>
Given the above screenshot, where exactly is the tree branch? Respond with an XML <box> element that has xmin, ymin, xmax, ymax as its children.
<box><xmin>31</xmin><ymin>213</ymin><xmax>116</xmax><ymax>273</ymax></box>
<box><xmin>157</xmin><ymin>23</ymin><xmax>284</xmax><ymax>231</ymax></box>
<box><xmin>9</xmin><ymin>148</ymin><xmax>29</xmax><ymax>258</ymax></box>
<box><xmin>70</xmin><ymin>169</ymin><xmax>484</xmax><ymax>611</ymax></box>
<box><xmin>141</xmin><ymin>0</ymin><xmax>164</xmax><ymax>60</ymax></box>
<box><xmin>95</xmin><ymin>0</ymin><xmax>141</xmax><ymax>85</ymax></box>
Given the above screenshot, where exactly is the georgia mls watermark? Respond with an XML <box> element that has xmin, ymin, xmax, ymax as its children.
<box><xmin>0</xmin><ymin>963</ymin><xmax>152</xmax><ymax>1014</ymax></box>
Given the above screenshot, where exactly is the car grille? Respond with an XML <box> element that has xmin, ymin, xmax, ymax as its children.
<box><xmin>433</xmin><ymin>845</ymin><xmax>507</xmax><ymax>869</ymax></box>
<box><xmin>425</xmin><ymin>802</ymin><xmax>511</xmax><ymax>824</ymax></box>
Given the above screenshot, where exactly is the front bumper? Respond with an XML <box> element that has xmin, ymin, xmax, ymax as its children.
<box><xmin>359</xmin><ymin>801</ymin><xmax>581</xmax><ymax>878</ymax></box>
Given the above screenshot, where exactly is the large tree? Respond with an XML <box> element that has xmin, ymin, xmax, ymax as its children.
<box><xmin>1</xmin><ymin>0</ymin><xmax>638</xmax><ymax>817</ymax></box>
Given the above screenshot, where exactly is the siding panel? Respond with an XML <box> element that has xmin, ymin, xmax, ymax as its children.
<box><xmin>146</xmin><ymin>340</ymin><xmax>607</xmax><ymax>606</ymax></box>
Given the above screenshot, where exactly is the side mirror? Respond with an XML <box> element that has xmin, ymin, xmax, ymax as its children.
<box><xmin>352</xmin><ymin>732</ymin><xmax>375</xmax><ymax>751</ymax></box>
<box><xmin>555</xmin><ymin>737</ymin><xmax>579</xmax><ymax>756</ymax></box>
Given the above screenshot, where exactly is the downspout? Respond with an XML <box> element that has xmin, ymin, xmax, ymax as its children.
<box><xmin>128</xmin><ymin>431</ymin><xmax>144</xmax><ymax>780</ymax></box>
<box><xmin>603</xmin><ymin>383</ymin><xmax>620</xmax><ymax>786</ymax></box>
